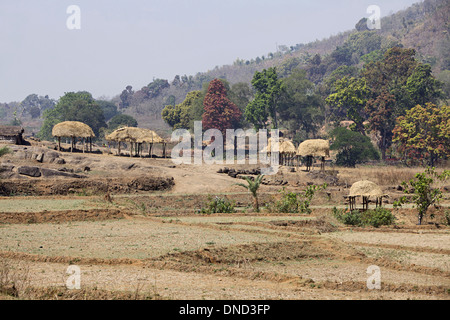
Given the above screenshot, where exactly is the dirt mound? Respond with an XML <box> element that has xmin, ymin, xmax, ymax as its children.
<box><xmin>0</xmin><ymin>209</ymin><xmax>127</xmax><ymax>224</ymax></box>
<box><xmin>154</xmin><ymin>238</ymin><xmax>360</xmax><ymax>266</ymax></box>
<box><xmin>0</xmin><ymin>176</ymin><xmax>174</xmax><ymax>196</ymax></box>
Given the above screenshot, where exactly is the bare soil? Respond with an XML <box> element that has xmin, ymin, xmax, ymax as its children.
<box><xmin>0</xmin><ymin>142</ymin><xmax>449</xmax><ymax>300</ymax></box>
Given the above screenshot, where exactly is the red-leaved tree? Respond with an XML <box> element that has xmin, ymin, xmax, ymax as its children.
<box><xmin>202</xmin><ymin>79</ymin><xmax>242</xmax><ymax>135</ymax></box>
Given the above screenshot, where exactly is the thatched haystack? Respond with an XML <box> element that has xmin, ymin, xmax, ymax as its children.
<box><xmin>279</xmin><ymin>140</ymin><xmax>296</xmax><ymax>154</ymax></box>
<box><xmin>297</xmin><ymin>139</ymin><xmax>330</xmax><ymax>171</ymax></box>
<box><xmin>297</xmin><ymin>139</ymin><xmax>330</xmax><ymax>157</ymax></box>
<box><xmin>348</xmin><ymin>180</ymin><xmax>385</xmax><ymax>210</ymax></box>
<box><xmin>106</xmin><ymin>127</ymin><xmax>164</xmax><ymax>144</ymax></box>
<box><xmin>106</xmin><ymin>127</ymin><xmax>166</xmax><ymax>157</ymax></box>
<box><xmin>52</xmin><ymin>121</ymin><xmax>95</xmax><ymax>152</ymax></box>
<box><xmin>52</xmin><ymin>121</ymin><xmax>95</xmax><ymax>138</ymax></box>
<box><xmin>349</xmin><ymin>180</ymin><xmax>383</xmax><ymax>198</ymax></box>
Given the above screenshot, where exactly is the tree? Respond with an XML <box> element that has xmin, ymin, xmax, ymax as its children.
<box><xmin>326</xmin><ymin>76</ymin><xmax>370</xmax><ymax>135</ymax></box>
<box><xmin>161</xmin><ymin>91</ymin><xmax>202</xmax><ymax>130</ymax></box>
<box><xmin>108</xmin><ymin>114</ymin><xmax>138</xmax><ymax>131</ymax></box>
<box><xmin>365</xmin><ymin>91</ymin><xmax>396</xmax><ymax>160</ymax></box>
<box><xmin>279</xmin><ymin>69</ymin><xmax>324</xmax><ymax>136</ymax></box>
<box><xmin>394</xmin><ymin>167</ymin><xmax>450</xmax><ymax>225</ymax></box>
<box><xmin>235</xmin><ymin>175</ymin><xmax>264</xmax><ymax>212</ymax></box>
<box><xmin>202</xmin><ymin>79</ymin><xmax>242</xmax><ymax>134</ymax></box>
<box><xmin>38</xmin><ymin>91</ymin><xmax>107</xmax><ymax>141</ymax></box>
<box><xmin>119</xmin><ymin>85</ymin><xmax>134</xmax><ymax>109</ymax></box>
<box><xmin>406</xmin><ymin>64</ymin><xmax>443</xmax><ymax>106</ymax></box>
<box><xmin>97</xmin><ymin>100</ymin><xmax>119</xmax><ymax>121</ymax></box>
<box><xmin>245</xmin><ymin>68</ymin><xmax>283</xmax><ymax>129</ymax></box>
<box><xmin>392</xmin><ymin>103</ymin><xmax>450</xmax><ymax>166</ymax></box>
<box><xmin>20</xmin><ymin>94</ymin><xmax>55</xmax><ymax>118</ymax></box>
<box><xmin>330</xmin><ymin>127</ymin><xmax>380</xmax><ymax>167</ymax></box>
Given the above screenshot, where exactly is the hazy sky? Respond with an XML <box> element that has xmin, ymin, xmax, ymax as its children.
<box><xmin>0</xmin><ymin>0</ymin><xmax>421</xmax><ymax>102</ymax></box>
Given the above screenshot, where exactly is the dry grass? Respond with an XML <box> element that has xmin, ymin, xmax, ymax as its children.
<box><xmin>336</xmin><ymin>166</ymin><xmax>425</xmax><ymax>187</ymax></box>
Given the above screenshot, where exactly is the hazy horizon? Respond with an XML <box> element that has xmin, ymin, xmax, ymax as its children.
<box><xmin>0</xmin><ymin>0</ymin><xmax>422</xmax><ymax>103</ymax></box>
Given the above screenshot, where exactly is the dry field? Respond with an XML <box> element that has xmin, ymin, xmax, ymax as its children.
<box><xmin>0</xmin><ymin>142</ymin><xmax>449</xmax><ymax>300</ymax></box>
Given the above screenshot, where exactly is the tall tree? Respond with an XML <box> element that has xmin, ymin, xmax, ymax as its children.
<box><xmin>326</xmin><ymin>76</ymin><xmax>370</xmax><ymax>135</ymax></box>
<box><xmin>279</xmin><ymin>69</ymin><xmax>324</xmax><ymax>136</ymax></box>
<box><xmin>393</xmin><ymin>103</ymin><xmax>450</xmax><ymax>166</ymax></box>
<box><xmin>202</xmin><ymin>79</ymin><xmax>242</xmax><ymax>134</ymax></box>
<box><xmin>245</xmin><ymin>67</ymin><xmax>283</xmax><ymax>129</ymax></box>
<box><xmin>161</xmin><ymin>91</ymin><xmax>202</xmax><ymax>130</ymax></box>
<box><xmin>38</xmin><ymin>91</ymin><xmax>106</xmax><ymax>141</ymax></box>
<box><xmin>406</xmin><ymin>64</ymin><xmax>443</xmax><ymax>106</ymax></box>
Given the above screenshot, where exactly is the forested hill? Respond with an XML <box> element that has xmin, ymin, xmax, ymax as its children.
<box><xmin>2</xmin><ymin>0</ymin><xmax>449</xmax><ymax>136</ymax></box>
<box><xmin>114</xmin><ymin>0</ymin><xmax>450</xmax><ymax>134</ymax></box>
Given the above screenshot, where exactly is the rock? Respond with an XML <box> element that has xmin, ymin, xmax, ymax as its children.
<box><xmin>40</xmin><ymin>168</ymin><xmax>85</xmax><ymax>178</ymax></box>
<box><xmin>54</xmin><ymin>158</ymin><xmax>66</xmax><ymax>165</ymax></box>
<box><xmin>18</xmin><ymin>166</ymin><xmax>41</xmax><ymax>177</ymax></box>
<box><xmin>396</xmin><ymin>185</ymin><xmax>403</xmax><ymax>191</ymax></box>
<box><xmin>0</xmin><ymin>164</ymin><xmax>14</xmax><ymax>173</ymax></box>
<box><xmin>43</xmin><ymin>151</ymin><xmax>60</xmax><ymax>163</ymax></box>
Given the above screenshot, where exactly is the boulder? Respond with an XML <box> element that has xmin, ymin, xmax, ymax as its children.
<box><xmin>18</xmin><ymin>166</ymin><xmax>41</xmax><ymax>177</ymax></box>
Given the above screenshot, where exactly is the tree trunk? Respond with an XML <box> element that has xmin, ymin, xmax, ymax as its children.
<box><xmin>253</xmin><ymin>195</ymin><xmax>259</xmax><ymax>212</ymax></box>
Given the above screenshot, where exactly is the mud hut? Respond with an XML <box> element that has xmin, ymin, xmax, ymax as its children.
<box><xmin>52</xmin><ymin>121</ymin><xmax>95</xmax><ymax>153</ymax></box>
<box><xmin>348</xmin><ymin>180</ymin><xmax>385</xmax><ymax>211</ymax></box>
<box><xmin>0</xmin><ymin>126</ymin><xmax>25</xmax><ymax>145</ymax></box>
<box><xmin>106</xmin><ymin>127</ymin><xmax>166</xmax><ymax>158</ymax></box>
<box><xmin>296</xmin><ymin>139</ymin><xmax>330</xmax><ymax>171</ymax></box>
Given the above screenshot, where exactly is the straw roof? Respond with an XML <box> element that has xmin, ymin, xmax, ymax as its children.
<box><xmin>297</xmin><ymin>139</ymin><xmax>330</xmax><ymax>157</ymax></box>
<box><xmin>279</xmin><ymin>140</ymin><xmax>296</xmax><ymax>154</ymax></box>
<box><xmin>349</xmin><ymin>180</ymin><xmax>384</xmax><ymax>198</ymax></box>
<box><xmin>106</xmin><ymin>127</ymin><xmax>164</xmax><ymax>144</ymax></box>
<box><xmin>52</xmin><ymin>121</ymin><xmax>95</xmax><ymax>138</ymax></box>
<box><xmin>260</xmin><ymin>137</ymin><xmax>284</xmax><ymax>153</ymax></box>
<box><xmin>0</xmin><ymin>126</ymin><xmax>24</xmax><ymax>137</ymax></box>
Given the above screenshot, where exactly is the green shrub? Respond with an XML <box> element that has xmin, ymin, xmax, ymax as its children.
<box><xmin>198</xmin><ymin>196</ymin><xmax>235</xmax><ymax>214</ymax></box>
<box><xmin>332</xmin><ymin>207</ymin><xmax>362</xmax><ymax>226</ymax></box>
<box><xmin>272</xmin><ymin>184</ymin><xmax>328</xmax><ymax>214</ymax></box>
<box><xmin>332</xmin><ymin>207</ymin><xmax>395</xmax><ymax>228</ymax></box>
<box><xmin>362</xmin><ymin>207</ymin><xmax>396</xmax><ymax>227</ymax></box>
<box><xmin>0</xmin><ymin>147</ymin><xmax>11</xmax><ymax>157</ymax></box>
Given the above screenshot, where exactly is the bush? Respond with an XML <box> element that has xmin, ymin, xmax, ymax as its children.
<box><xmin>330</xmin><ymin>127</ymin><xmax>380</xmax><ymax>167</ymax></box>
<box><xmin>0</xmin><ymin>147</ymin><xmax>11</xmax><ymax>157</ymax></box>
<box><xmin>332</xmin><ymin>207</ymin><xmax>362</xmax><ymax>226</ymax></box>
<box><xmin>272</xmin><ymin>184</ymin><xmax>328</xmax><ymax>214</ymax></box>
<box><xmin>362</xmin><ymin>207</ymin><xmax>396</xmax><ymax>227</ymax></box>
<box><xmin>332</xmin><ymin>207</ymin><xmax>395</xmax><ymax>228</ymax></box>
<box><xmin>198</xmin><ymin>196</ymin><xmax>235</xmax><ymax>214</ymax></box>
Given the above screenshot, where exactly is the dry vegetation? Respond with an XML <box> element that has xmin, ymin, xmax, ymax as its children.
<box><xmin>0</xmin><ymin>142</ymin><xmax>449</xmax><ymax>300</ymax></box>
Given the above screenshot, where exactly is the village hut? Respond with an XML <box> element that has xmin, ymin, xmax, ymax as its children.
<box><xmin>347</xmin><ymin>180</ymin><xmax>385</xmax><ymax>211</ymax></box>
<box><xmin>296</xmin><ymin>139</ymin><xmax>330</xmax><ymax>171</ymax></box>
<box><xmin>0</xmin><ymin>126</ymin><xmax>25</xmax><ymax>145</ymax></box>
<box><xmin>52</xmin><ymin>121</ymin><xmax>95</xmax><ymax>153</ymax></box>
<box><xmin>106</xmin><ymin>127</ymin><xmax>166</xmax><ymax>158</ymax></box>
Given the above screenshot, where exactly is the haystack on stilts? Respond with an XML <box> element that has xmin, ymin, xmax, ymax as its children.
<box><xmin>52</xmin><ymin>121</ymin><xmax>95</xmax><ymax>153</ymax></box>
<box><xmin>347</xmin><ymin>180</ymin><xmax>385</xmax><ymax>211</ymax></box>
<box><xmin>279</xmin><ymin>140</ymin><xmax>296</xmax><ymax>166</ymax></box>
<box><xmin>106</xmin><ymin>127</ymin><xmax>166</xmax><ymax>158</ymax></box>
<box><xmin>296</xmin><ymin>139</ymin><xmax>330</xmax><ymax>172</ymax></box>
